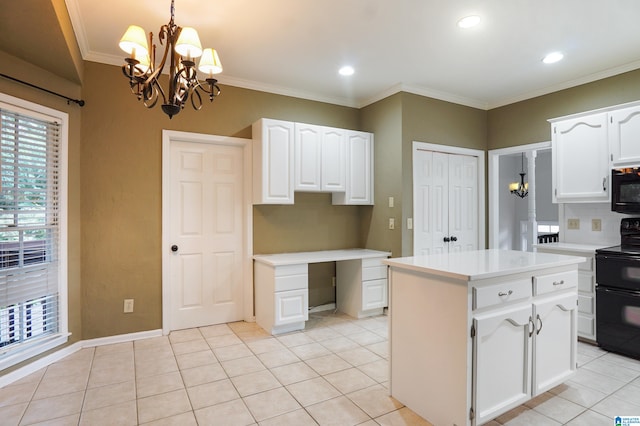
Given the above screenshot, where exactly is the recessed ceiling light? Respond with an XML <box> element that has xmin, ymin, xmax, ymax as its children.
<box><xmin>457</xmin><ymin>15</ymin><xmax>480</xmax><ymax>29</ymax></box>
<box><xmin>543</xmin><ymin>51</ymin><xmax>564</xmax><ymax>64</ymax></box>
<box><xmin>339</xmin><ymin>66</ymin><xmax>355</xmax><ymax>76</ymax></box>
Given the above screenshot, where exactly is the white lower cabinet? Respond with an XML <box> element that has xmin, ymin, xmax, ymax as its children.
<box><xmin>274</xmin><ymin>289</ymin><xmax>308</xmax><ymax>326</ymax></box>
<box><xmin>473</xmin><ymin>303</ymin><xmax>532</xmax><ymax>425</ymax></box>
<box><xmin>472</xmin><ymin>271</ymin><xmax>577</xmax><ymax>424</ymax></box>
<box><xmin>536</xmin><ymin>245</ymin><xmax>597</xmax><ymax>341</ymax></box>
<box><xmin>254</xmin><ymin>262</ymin><xmax>309</xmax><ymax>335</ymax></box>
<box><xmin>336</xmin><ymin>257</ymin><xmax>388</xmax><ymax>318</ymax></box>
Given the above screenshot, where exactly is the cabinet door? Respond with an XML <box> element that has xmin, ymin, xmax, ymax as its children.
<box><xmin>532</xmin><ymin>293</ymin><xmax>577</xmax><ymax>395</ymax></box>
<box><xmin>294</xmin><ymin>123</ymin><xmax>322</xmax><ymax>191</ymax></box>
<box><xmin>253</xmin><ymin>119</ymin><xmax>295</xmax><ymax>204</ymax></box>
<box><xmin>552</xmin><ymin>112</ymin><xmax>609</xmax><ymax>202</ymax></box>
<box><xmin>609</xmin><ymin>105</ymin><xmax>640</xmax><ymax>167</ymax></box>
<box><xmin>333</xmin><ymin>131</ymin><xmax>373</xmax><ymax>205</ymax></box>
<box><xmin>473</xmin><ymin>304</ymin><xmax>532</xmax><ymax>425</ymax></box>
<box><xmin>274</xmin><ymin>289</ymin><xmax>309</xmax><ymax>326</ymax></box>
<box><xmin>362</xmin><ymin>278</ymin><xmax>387</xmax><ymax>311</ymax></box>
<box><xmin>321</xmin><ymin>127</ymin><xmax>346</xmax><ymax>191</ymax></box>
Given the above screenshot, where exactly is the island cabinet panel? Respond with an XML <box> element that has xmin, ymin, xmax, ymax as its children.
<box><xmin>385</xmin><ymin>250</ymin><xmax>581</xmax><ymax>426</ymax></box>
<box><xmin>472</xmin><ymin>303</ymin><xmax>532</xmax><ymax>425</ymax></box>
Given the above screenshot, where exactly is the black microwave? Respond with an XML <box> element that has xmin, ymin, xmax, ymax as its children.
<box><xmin>612</xmin><ymin>168</ymin><xmax>640</xmax><ymax>213</ymax></box>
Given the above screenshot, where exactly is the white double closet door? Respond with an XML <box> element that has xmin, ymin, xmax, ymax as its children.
<box><xmin>414</xmin><ymin>149</ymin><xmax>478</xmax><ymax>255</ymax></box>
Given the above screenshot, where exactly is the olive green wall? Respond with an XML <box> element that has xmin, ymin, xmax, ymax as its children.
<box><xmin>488</xmin><ymin>68</ymin><xmax>640</xmax><ymax>149</ymax></box>
<box><xmin>80</xmin><ymin>61</ymin><xmax>363</xmax><ymax>338</ymax></box>
<box><xmin>360</xmin><ymin>94</ymin><xmax>403</xmax><ymax>257</ymax></box>
<box><xmin>0</xmin><ymin>51</ymin><xmax>83</xmax><ymax>370</ymax></box>
<box><xmin>361</xmin><ymin>92</ymin><xmax>488</xmax><ymax>257</ymax></box>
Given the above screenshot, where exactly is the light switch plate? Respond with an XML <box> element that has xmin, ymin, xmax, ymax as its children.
<box><xmin>567</xmin><ymin>219</ymin><xmax>580</xmax><ymax>230</ymax></box>
<box><xmin>389</xmin><ymin>218</ymin><xmax>395</xmax><ymax>230</ymax></box>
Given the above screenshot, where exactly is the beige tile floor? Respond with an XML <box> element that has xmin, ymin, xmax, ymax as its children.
<box><xmin>0</xmin><ymin>311</ymin><xmax>639</xmax><ymax>425</ymax></box>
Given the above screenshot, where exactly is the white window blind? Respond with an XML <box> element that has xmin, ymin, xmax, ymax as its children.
<box><xmin>0</xmin><ymin>107</ymin><xmax>61</xmax><ymax>356</ymax></box>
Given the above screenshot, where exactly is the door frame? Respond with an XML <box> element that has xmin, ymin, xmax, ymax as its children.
<box><xmin>412</xmin><ymin>141</ymin><xmax>486</xmax><ymax>253</ymax></box>
<box><xmin>162</xmin><ymin>130</ymin><xmax>254</xmax><ymax>335</ymax></box>
<box><xmin>487</xmin><ymin>141</ymin><xmax>551</xmax><ymax>249</ymax></box>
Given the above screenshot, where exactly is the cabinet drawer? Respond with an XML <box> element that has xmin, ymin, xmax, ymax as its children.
<box><xmin>578</xmin><ymin>294</ymin><xmax>594</xmax><ymax>315</ymax></box>
<box><xmin>275</xmin><ymin>274</ymin><xmax>308</xmax><ymax>292</ymax></box>
<box><xmin>578</xmin><ymin>314</ymin><xmax>596</xmax><ymax>339</ymax></box>
<box><xmin>578</xmin><ymin>257</ymin><xmax>593</xmax><ymax>272</ymax></box>
<box><xmin>362</xmin><ymin>257</ymin><xmax>386</xmax><ymax>268</ymax></box>
<box><xmin>473</xmin><ymin>279</ymin><xmax>531</xmax><ymax>310</ymax></box>
<box><xmin>363</xmin><ymin>265</ymin><xmax>387</xmax><ymax>281</ymax></box>
<box><xmin>578</xmin><ymin>272</ymin><xmax>595</xmax><ymax>293</ymax></box>
<box><xmin>534</xmin><ymin>271</ymin><xmax>576</xmax><ymax>295</ymax></box>
<box><xmin>275</xmin><ymin>264</ymin><xmax>308</xmax><ymax>277</ymax></box>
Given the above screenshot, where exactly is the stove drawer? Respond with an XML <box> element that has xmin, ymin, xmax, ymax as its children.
<box><xmin>534</xmin><ymin>271</ymin><xmax>577</xmax><ymax>295</ymax></box>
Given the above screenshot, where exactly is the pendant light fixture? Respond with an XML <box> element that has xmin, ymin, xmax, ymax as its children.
<box><xmin>509</xmin><ymin>153</ymin><xmax>529</xmax><ymax>198</ymax></box>
<box><xmin>119</xmin><ymin>0</ymin><xmax>223</xmax><ymax>118</ymax></box>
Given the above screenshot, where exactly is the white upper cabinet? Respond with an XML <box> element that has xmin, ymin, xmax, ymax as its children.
<box><xmin>609</xmin><ymin>104</ymin><xmax>640</xmax><ymax>167</ymax></box>
<box><xmin>551</xmin><ymin>112</ymin><xmax>609</xmax><ymax>203</ymax></box>
<box><xmin>321</xmin><ymin>127</ymin><xmax>347</xmax><ymax>192</ymax></box>
<box><xmin>252</xmin><ymin>118</ymin><xmax>295</xmax><ymax>204</ymax></box>
<box><xmin>333</xmin><ymin>131</ymin><xmax>374</xmax><ymax>205</ymax></box>
<box><xmin>294</xmin><ymin>123</ymin><xmax>346</xmax><ymax>192</ymax></box>
<box><xmin>294</xmin><ymin>123</ymin><xmax>323</xmax><ymax>191</ymax></box>
<box><xmin>254</xmin><ymin>118</ymin><xmax>372</xmax><ymax>205</ymax></box>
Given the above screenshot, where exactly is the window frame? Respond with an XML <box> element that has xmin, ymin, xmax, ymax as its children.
<box><xmin>0</xmin><ymin>93</ymin><xmax>68</xmax><ymax>370</ymax></box>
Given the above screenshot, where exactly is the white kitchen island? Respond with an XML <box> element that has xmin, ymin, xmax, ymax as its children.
<box><xmin>383</xmin><ymin>249</ymin><xmax>584</xmax><ymax>426</ymax></box>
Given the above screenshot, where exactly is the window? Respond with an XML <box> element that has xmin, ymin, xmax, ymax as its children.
<box><xmin>0</xmin><ymin>94</ymin><xmax>67</xmax><ymax>369</ymax></box>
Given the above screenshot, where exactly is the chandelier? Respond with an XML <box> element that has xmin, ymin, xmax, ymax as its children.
<box><xmin>119</xmin><ymin>0</ymin><xmax>222</xmax><ymax>119</ymax></box>
<box><xmin>509</xmin><ymin>153</ymin><xmax>529</xmax><ymax>198</ymax></box>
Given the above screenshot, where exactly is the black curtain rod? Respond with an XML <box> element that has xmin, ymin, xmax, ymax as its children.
<box><xmin>0</xmin><ymin>73</ymin><xmax>85</xmax><ymax>107</ymax></box>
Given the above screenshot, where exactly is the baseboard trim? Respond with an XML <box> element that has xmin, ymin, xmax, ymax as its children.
<box><xmin>0</xmin><ymin>329</ymin><xmax>163</xmax><ymax>388</ymax></box>
<box><xmin>309</xmin><ymin>303</ymin><xmax>336</xmax><ymax>313</ymax></box>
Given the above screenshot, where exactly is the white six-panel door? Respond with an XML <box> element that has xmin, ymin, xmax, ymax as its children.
<box><xmin>168</xmin><ymin>139</ymin><xmax>245</xmax><ymax>330</ymax></box>
<box><xmin>413</xmin><ymin>146</ymin><xmax>479</xmax><ymax>256</ymax></box>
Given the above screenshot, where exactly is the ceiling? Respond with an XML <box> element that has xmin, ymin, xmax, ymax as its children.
<box><xmin>7</xmin><ymin>1</ymin><xmax>640</xmax><ymax>109</ymax></box>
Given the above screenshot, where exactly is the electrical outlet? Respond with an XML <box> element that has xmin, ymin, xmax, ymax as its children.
<box><xmin>592</xmin><ymin>219</ymin><xmax>602</xmax><ymax>232</ymax></box>
<box><xmin>567</xmin><ymin>219</ymin><xmax>580</xmax><ymax>230</ymax></box>
<box><xmin>389</xmin><ymin>218</ymin><xmax>395</xmax><ymax>230</ymax></box>
<box><xmin>407</xmin><ymin>218</ymin><xmax>413</xmax><ymax>230</ymax></box>
<box><xmin>124</xmin><ymin>299</ymin><xmax>134</xmax><ymax>313</ymax></box>
<box><xmin>388</xmin><ymin>197</ymin><xmax>394</xmax><ymax>208</ymax></box>
<box><xmin>331</xmin><ymin>277</ymin><xmax>336</xmax><ymax>287</ymax></box>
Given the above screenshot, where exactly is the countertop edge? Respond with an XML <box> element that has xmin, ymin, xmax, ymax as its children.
<box><xmin>253</xmin><ymin>249</ymin><xmax>392</xmax><ymax>266</ymax></box>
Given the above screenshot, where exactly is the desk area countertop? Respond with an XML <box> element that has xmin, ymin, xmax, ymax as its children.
<box><xmin>253</xmin><ymin>248</ymin><xmax>392</xmax><ymax>266</ymax></box>
<box><xmin>383</xmin><ymin>249</ymin><xmax>585</xmax><ymax>281</ymax></box>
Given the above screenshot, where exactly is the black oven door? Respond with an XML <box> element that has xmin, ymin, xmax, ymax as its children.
<box><xmin>596</xmin><ymin>254</ymin><xmax>640</xmax><ymax>292</ymax></box>
<box><xmin>596</xmin><ymin>286</ymin><xmax>640</xmax><ymax>359</ymax></box>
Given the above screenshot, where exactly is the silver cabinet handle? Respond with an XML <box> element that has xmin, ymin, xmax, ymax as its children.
<box><xmin>528</xmin><ymin>316</ymin><xmax>535</xmax><ymax>337</ymax></box>
<box><xmin>536</xmin><ymin>314</ymin><xmax>543</xmax><ymax>335</ymax></box>
<box><xmin>498</xmin><ymin>290</ymin><xmax>513</xmax><ymax>297</ymax></box>
<box><xmin>553</xmin><ymin>280</ymin><xmax>564</xmax><ymax>286</ymax></box>
<box><xmin>603</xmin><ymin>177</ymin><xmax>606</xmax><ymax>191</ymax></box>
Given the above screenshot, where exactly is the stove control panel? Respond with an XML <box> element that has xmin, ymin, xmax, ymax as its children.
<box><xmin>621</xmin><ymin>217</ymin><xmax>640</xmax><ymax>234</ymax></box>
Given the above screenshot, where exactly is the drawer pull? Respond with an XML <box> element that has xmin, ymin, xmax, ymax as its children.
<box><xmin>553</xmin><ymin>280</ymin><xmax>565</xmax><ymax>286</ymax></box>
<box><xmin>498</xmin><ymin>290</ymin><xmax>513</xmax><ymax>297</ymax></box>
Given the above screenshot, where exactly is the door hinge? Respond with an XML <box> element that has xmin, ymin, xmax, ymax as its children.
<box><xmin>470</xmin><ymin>407</ymin><xmax>475</xmax><ymax>421</ymax></box>
<box><xmin>554</xmin><ymin>188</ymin><xmax>557</xmax><ymax>196</ymax></box>
<box><xmin>553</xmin><ymin>127</ymin><xmax>556</xmax><ymax>134</ymax></box>
<box><xmin>611</xmin><ymin>116</ymin><xmax>613</xmax><ymax>123</ymax></box>
<box><xmin>470</xmin><ymin>323</ymin><xmax>476</xmax><ymax>338</ymax></box>
<box><xmin>611</xmin><ymin>154</ymin><xmax>614</xmax><ymax>161</ymax></box>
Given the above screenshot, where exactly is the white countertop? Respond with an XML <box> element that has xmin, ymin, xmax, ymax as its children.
<box><xmin>383</xmin><ymin>249</ymin><xmax>585</xmax><ymax>281</ymax></box>
<box><xmin>533</xmin><ymin>242</ymin><xmax>612</xmax><ymax>254</ymax></box>
<box><xmin>253</xmin><ymin>248</ymin><xmax>392</xmax><ymax>266</ymax></box>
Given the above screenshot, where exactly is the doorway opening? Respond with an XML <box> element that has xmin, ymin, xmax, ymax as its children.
<box><xmin>488</xmin><ymin>142</ymin><xmax>558</xmax><ymax>251</ymax></box>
